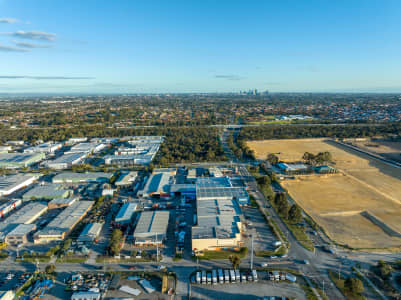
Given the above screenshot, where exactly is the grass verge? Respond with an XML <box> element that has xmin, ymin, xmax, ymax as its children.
<box><xmin>328</xmin><ymin>270</ymin><xmax>366</xmax><ymax>300</ymax></box>
<box><xmin>199</xmin><ymin>247</ymin><xmax>248</xmax><ymax>260</ymax></box>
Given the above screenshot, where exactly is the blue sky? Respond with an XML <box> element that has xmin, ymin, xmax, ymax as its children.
<box><xmin>0</xmin><ymin>0</ymin><xmax>401</xmax><ymax>93</ymax></box>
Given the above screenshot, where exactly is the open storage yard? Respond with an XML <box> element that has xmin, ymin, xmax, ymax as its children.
<box><xmin>247</xmin><ymin>138</ymin><xmax>401</xmax><ymax>249</ymax></box>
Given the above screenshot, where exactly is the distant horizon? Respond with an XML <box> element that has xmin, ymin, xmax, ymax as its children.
<box><xmin>1</xmin><ymin>90</ymin><xmax>401</xmax><ymax>98</ymax></box>
<box><xmin>1</xmin><ymin>1</ymin><xmax>401</xmax><ymax>93</ymax></box>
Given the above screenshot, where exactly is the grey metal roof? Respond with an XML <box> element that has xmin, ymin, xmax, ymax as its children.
<box><xmin>0</xmin><ymin>174</ymin><xmax>37</xmax><ymax>191</ymax></box>
<box><xmin>52</xmin><ymin>172</ymin><xmax>113</xmax><ymax>183</ymax></box>
<box><xmin>115</xmin><ymin>202</ymin><xmax>137</xmax><ymax>223</ymax></box>
<box><xmin>23</xmin><ymin>184</ymin><xmax>71</xmax><ymax>199</ymax></box>
<box><xmin>134</xmin><ymin>210</ymin><xmax>169</xmax><ymax>238</ymax></box>
<box><xmin>0</xmin><ymin>202</ymin><xmax>48</xmax><ymax>225</ymax></box>
<box><xmin>36</xmin><ymin>201</ymin><xmax>93</xmax><ymax>237</ymax></box>
<box><xmin>193</xmin><ymin>198</ymin><xmax>243</xmax><ymax>240</ymax></box>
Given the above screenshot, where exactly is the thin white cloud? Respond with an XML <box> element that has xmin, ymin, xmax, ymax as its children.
<box><xmin>12</xmin><ymin>40</ymin><xmax>53</xmax><ymax>48</ymax></box>
<box><xmin>0</xmin><ymin>43</ymin><xmax>30</xmax><ymax>52</ymax></box>
<box><xmin>0</xmin><ymin>76</ymin><xmax>94</xmax><ymax>80</ymax></box>
<box><xmin>3</xmin><ymin>30</ymin><xmax>56</xmax><ymax>41</ymax></box>
<box><xmin>215</xmin><ymin>74</ymin><xmax>246</xmax><ymax>81</ymax></box>
<box><xmin>0</xmin><ymin>18</ymin><xmax>20</xmax><ymax>24</ymax></box>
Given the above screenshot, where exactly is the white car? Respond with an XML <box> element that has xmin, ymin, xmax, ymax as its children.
<box><xmin>261</xmin><ymin>262</ymin><xmax>268</xmax><ymax>267</ymax></box>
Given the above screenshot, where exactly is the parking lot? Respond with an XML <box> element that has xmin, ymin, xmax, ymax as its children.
<box><xmin>242</xmin><ymin>206</ymin><xmax>277</xmax><ymax>253</ymax></box>
<box><xmin>191</xmin><ymin>281</ymin><xmax>306</xmax><ymax>300</ymax></box>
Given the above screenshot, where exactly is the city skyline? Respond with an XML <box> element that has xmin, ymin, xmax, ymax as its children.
<box><xmin>1</xmin><ymin>0</ymin><xmax>401</xmax><ymax>93</ymax></box>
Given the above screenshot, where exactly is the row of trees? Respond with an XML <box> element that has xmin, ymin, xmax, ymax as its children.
<box><xmin>274</xmin><ymin>193</ymin><xmax>303</xmax><ymax>224</ymax></box>
<box><xmin>238</xmin><ymin>123</ymin><xmax>401</xmax><ymax>141</ymax></box>
<box><xmin>108</xmin><ymin>229</ymin><xmax>123</xmax><ymax>256</ymax></box>
<box><xmin>302</xmin><ymin>151</ymin><xmax>332</xmax><ymax>165</ymax></box>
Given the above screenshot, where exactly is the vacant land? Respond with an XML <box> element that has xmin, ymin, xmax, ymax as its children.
<box><xmin>247</xmin><ymin>138</ymin><xmax>401</xmax><ymax>249</ymax></box>
<box><xmin>345</xmin><ymin>138</ymin><xmax>401</xmax><ymax>163</ymax></box>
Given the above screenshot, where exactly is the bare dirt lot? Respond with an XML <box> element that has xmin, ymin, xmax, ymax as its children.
<box><xmin>247</xmin><ymin>138</ymin><xmax>401</xmax><ymax>249</ymax></box>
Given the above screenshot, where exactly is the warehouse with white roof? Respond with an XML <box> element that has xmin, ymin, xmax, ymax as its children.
<box><xmin>0</xmin><ymin>174</ymin><xmax>38</xmax><ymax>196</ymax></box>
<box><xmin>45</xmin><ymin>152</ymin><xmax>87</xmax><ymax>170</ymax></box>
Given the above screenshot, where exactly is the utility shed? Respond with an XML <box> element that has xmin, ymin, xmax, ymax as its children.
<box><xmin>133</xmin><ymin>210</ymin><xmax>170</xmax><ymax>245</ymax></box>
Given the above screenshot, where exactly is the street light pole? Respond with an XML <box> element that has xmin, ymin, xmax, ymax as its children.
<box><xmin>250</xmin><ymin>234</ymin><xmax>254</xmax><ymax>270</ymax></box>
<box><xmin>156</xmin><ymin>233</ymin><xmax>159</xmax><ymax>263</ymax></box>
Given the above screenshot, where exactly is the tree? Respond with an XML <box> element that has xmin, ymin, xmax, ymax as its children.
<box><xmin>274</xmin><ymin>192</ymin><xmax>286</xmax><ymax>207</ymax></box>
<box><xmin>288</xmin><ymin>204</ymin><xmax>303</xmax><ymax>223</ymax></box>
<box><xmin>229</xmin><ymin>254</ymin><xmax>241</xmax><ymax>270</ymax></box>
<box><xmin>109</xmin><ymin>229</ymin><xmax>123</xmax><ymax>256</ymax></box>
<box><xmin>45</xmin><ymin>264</ymin><xmax>56</xmax><ymax>274</ymax></box>
<box><xmin>344</xmin><ymin>277</ymin><xmax>364</xmax><ymax>294</ymax></box>
<box><xmin>278</xmin><ymin>200</ymin><xmax>289</xmax><ymax>219</ymax></box>
<box><xmin>257</xmin><ymin>176</ymin><xmax>270</xmax><ymax>186</ymax></box>
<box><xmin>266</xmin><ymin>153</ymin><xmax>279</xmax><ymax>165</ymax></box>
<box><xmin>302</xmin><ymin>152</ymin><xmax>315</xmax><ymax>164</ymax></box>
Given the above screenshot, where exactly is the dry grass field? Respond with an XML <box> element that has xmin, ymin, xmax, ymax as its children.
<box><xmin>247</xmin><ymin>138</ymin><xmax>401</xmax><ymax>249</ymax></box>
<box><xmin>345</xmin><ymin>138</ymin><xmax>401</xmax><ymax>163</ymax></box>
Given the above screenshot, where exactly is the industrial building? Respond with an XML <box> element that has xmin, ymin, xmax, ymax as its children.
<box><xmin>277</xmin><ymin>162</ymin><xmax>309</xmax><ymax>173</ymax></box>
<box><xmin>0</xmin><ymin>291</ymin><xmax>15</xmax><ymax>300</ymax></box>
<box><xmin>0</xmin><ymin>174</ymin><xmax>38</xmax><ymax>196</ymax></box>
<box><xmin>104</xmin><ymin>154</ymin><xmax>155</xmax><ymax>166</ymax></box>
<box><xmin>66</xmin><ymin>137</ymin><xmax>88</xmax><ymax>145</ymax></box>
<box><xmin>115</xmin><ymin>202</ymin><xmax>137</xmax><ymax>225</ymax></box>
<box><xmin>0</xmin><ymin>202</ymin><xmax>48</xmax><ymax>241</ymax></box>
<box><xmin>104</xmin><ymin>136</ymin><xmax>163</xmax><ymax>165</ymax></box>
<box><xmin>196</xmin><ymin>177</ymin><xmax>232</xmax><ymax>188</ymax></box>
<box><xmin>0</xmin><ymin>199</ymin><xmax>22</xmax><ymax>219</ymax></box>
<box><xmin>34</xmin><ymin>201</ymin><xmax>94</xmax><ymax>244</ymax></box>
<box><xmin>24</xmin><ymin>142</ymin><xmax>62</xmax><ymax>154</ymax></box>
<box><xmin>5</xmin><ymin>223</ymin><xmax>37</xmax><ymax>245</ymax></box>
<box><xmin>170</xmin><ymin>184</ymin><xmax>196</xmax><ymax>200</ymax></box>
<box><xmin>192</xmin><ymin>198</ymin><xmax>243</xmax><ymax>254</ymax></box>
<box><xmin>45</xmin><ymin>152</ymin><xmax>87</xmax><ymax>170</ymax></box>
<box><xmin>0</xmin><ymin>146</ymin><xmax>12</xmax><ymax>153</ymax></box>
<box><xmin>196</xmin><ymin>186</ymin><xmax>249</xmax><ymax>205</ymax></box>
<box><xmin>77</xmin><ymin>223</ymin><xmax>102</xmax><ymax>243</ymax></box>
<box><xmin>52</xmin><ymin>172</ymin><xmax>113</xmax><ymax>184</ymax></box>
<box><xmin>66</xmin><ymin>142</ymin><xmax>107</xmax><ymax>154</ymax></box>
<box><xmin>22</xmin><ymin>184</ymin><xmax>73</xmax><ymax>201</ymax></box>
<box><xmin>133</xmin><ymin>210</ymin><xmax>170</xmax><ymax>246</ymax></box>
<box><xmin>71</xmin><ymin>291</ymin><xmax>100</xmax><ymax>300</ymax></box>
<box><xmin>138</xmin><ymin>169</ymin><xmax>175</xmax><ymax>199</ymax></box>
<box><xmin>48</xmin><ymin>197</ymin><xmax>78</xmax><ymax>209</ymax></box>
<box><xmin>1</xmin><ymin>202</ymin><xmax>48</xmax><ymax>225</ymax></box>
<box><xmin>0</xmin><ymin>152</ymin><xmax>45</xmax><ymax>169</ymax></box>
<box><xmin>115</xmin><ymin>171</ymin><xmax>138</xmax><ymax>187</ymax></box>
